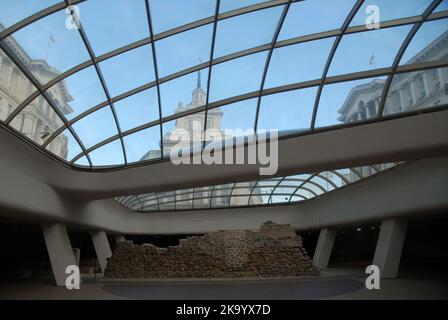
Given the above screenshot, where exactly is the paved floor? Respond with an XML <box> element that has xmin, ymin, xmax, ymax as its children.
<box><xmin>0</xmin><ymin>267</ymin><xmax>447</xmax><ymax>300</ymax></box>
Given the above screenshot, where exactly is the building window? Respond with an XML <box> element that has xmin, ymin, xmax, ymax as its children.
<box><xmin>367</xmin><ymin>101</ymin><xmax>376</xmax><ymax>117</ymax></box>
<box><xmin>432</xmin><ymin>69</ymin><xmax>440</xmax><ymax>90</ymax></box>
<box><xmin>416</xmin><ymin>76</ymin><xmax>425</xmax><ymax>99</ymax></box>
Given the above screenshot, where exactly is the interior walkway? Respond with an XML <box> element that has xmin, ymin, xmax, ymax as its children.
<box><xmin>0</xmin><ymin>267</ymin><xmax>447</xmax><ymax>300</ymax></box>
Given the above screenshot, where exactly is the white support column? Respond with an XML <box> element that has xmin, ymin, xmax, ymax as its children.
<box><xmin>41</xmin><ymin>223</ymin><xmax>77</xmax><ymax>287</ymax></box>
<box><xmin>313</xmin><ymin>227</ymin><xmax>338</xmax><ymax>268</ymax></box>
<box><xmin>373</xmin><ymin>219</ymin><xmax>408</xmax><ymax>279</ymax></box>
<box><xmin>90</xmin><ymin>230</ymin><xmax>112</xmax><ymax>273</ymax></box>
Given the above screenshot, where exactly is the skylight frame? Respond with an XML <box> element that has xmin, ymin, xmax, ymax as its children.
<box><xmin>0</xmin><ymin>0</ymin><xmax>446</xmax><ymax>169</ymax></box>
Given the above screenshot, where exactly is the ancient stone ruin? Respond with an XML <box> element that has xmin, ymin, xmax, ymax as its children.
<box><xmin>105</xmin><ymin>222</ymin><xmax>318</xmax><ymax>279</ymax></box>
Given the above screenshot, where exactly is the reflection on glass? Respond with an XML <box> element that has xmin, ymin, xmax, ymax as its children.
<box><xmin>10</xmin><ymin>95</ymin><xmax>64</xmax><ymax>145</ymax></box>
<box><xmin>209</xmin><ymin>51</ymin><xmax>267</xmax><ymax>102</ymax></box>
<box><xmin>115</xmin><ymin>88</ymin><xmax>160</xmax><ymax>132</ymax></box>
<box><xmin>79</xmin><ymin>0</ymin><xmax>149</xmax><ymax>56</ymax></box>
<box><xmin>123</xmin><ymin>125</ymin><xmax>162</xmax><ymax>163</ymax></box>
<box><xmin>400</xmin><ymin>19</ymin><xmax>448</xmax><ymax>65</ymax></box>
<box><xmin>162</xmin><ymin>111</ymin><xmax>205</xmax><ymax>157</ymax></box>
<box><xmin>265</xmin><ymin>38</ymin><xmax>334</xmax><ymax>88</ymax></box>
<box><xmin>45</xmin><ymin>129</ymin><xmax>82</xmax><ymax>162</ymax></box>
<box><xmin>350</xmin><ymin>0</ymin><xmax>431</xmax><ymax>27</ymax></box>
<box><xmin>150</xmin><ymin>0</ymin><xmax>216</xmax><ymax>34</ymax></box>
<box><xmin>89</xmin><ymin>139</ymin><xmax>124</xmax><ymax>167</ymax></box>
<box><xmin>0</xmin><ymin>0</ymin><xmax>60</xmax><ymax>29</ymax></box>
<box><xmin>279</xmin><ymin>0</ymin><xmax>356</xmax><ymax>41</ymax></box>
<box><xmin>160</xmin><ymin>68</ymin><xmax>209</xmax><ymax>117</ymax></box>
<box><xmin>315</xmin><ymin>76</ymin><xmax>386</xmax><ymax>128</ymax></box>
<box><xmin>206</xmin><ymin>98</ymin><xmax>257</xmax><ymax>141</ymax></box>
<box><xmin>116</xmin><ymin>162</ymin><xmax>402</xmax><ymax>211</ymax></box>
<box><xmin>328</xmin><ymin>25</ymin><xmax>412</xmax><ymax>76</ymax></box>
<box><xmin>72</xmin><ymin>106</ymin><xmax>118</xmax><ymax>149</ymax></box>
<box><xmin>258</xmin><ymin>87</ymin><xmax>317</xmax><ymax>133</ymax></box>
<box><xmin>99</xmin><ymin>45</ymin><xmax>155</xmax><ymax>97</ymax></box>
<box><xmin>46</xmin><ymin>66</ymin><xmax>106</xmax><ymax>120</ymax></box>
<box><xmin>0</xmin><ymin>48</ymin><xmax>37</xmax><ymax>121</ymax></box>
<box><xmin>384</xmin><ymin>67</ymin><xmax>448</xmax><ymax>116</ymax></box>
<box><xmin>158</xmin><ymin>191</ymin><xmax>175</xmax><ymax>211</ymax></box>
<box><xmin>214</xmin><ymin>6</ymin><xmax>282</xmax><ymax>58</ymax></box>
<box><xmin>5</xmin><ymin>9</ymin><xmax>90</xmax><ymax>85</ymax></box>
<box><xmin>156</xmin><ymin>24</ymin><xmax>212</xmax><ymax>77</ymax></box>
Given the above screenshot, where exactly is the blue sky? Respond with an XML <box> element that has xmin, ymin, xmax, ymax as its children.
<box><xmin>0</xmin><ymin>0</ymin><xmax>447</xmax><ymax>166</ymax></box>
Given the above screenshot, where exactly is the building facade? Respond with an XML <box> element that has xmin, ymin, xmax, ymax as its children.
<box><xmin>0</xmin><ymin>23</ymin><xmax>72</xmax><ymax>159</ymax></box>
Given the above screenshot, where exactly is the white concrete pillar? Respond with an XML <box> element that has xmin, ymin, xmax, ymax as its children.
<box><xmin>41</xmin><ymin>223</ymin><xmax>77</xmax><ymax>287</ymax></box>
<box><xmin>313</xmin><ymin>227</ymin><xmax>338</xmax><ymax>268</ymax></box>
<box><xmin>90</xmin><ymin>230</ymin><xmax>112</xmax><ymax>273</ymax></box>
<box><xmin>373</xmin><ymin>219</ymin><xmax>408</xmax><ymax>279</ymax></box>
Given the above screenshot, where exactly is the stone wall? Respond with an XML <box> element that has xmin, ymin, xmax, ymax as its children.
<box><xmin>105</xmin><ymin>222</ymin><xmax>318</xmax><ymax>279</ymax></box>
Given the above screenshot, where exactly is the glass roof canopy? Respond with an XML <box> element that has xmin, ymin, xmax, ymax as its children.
<box><xmin>0</xmin><ymin>0</ymin><xmax>447</xmax><ymax>168</ymax></box>
<box><xmin>116</xmin><ymin>162</ymin><xmax>404</xmax><ymax>212</ymax></box>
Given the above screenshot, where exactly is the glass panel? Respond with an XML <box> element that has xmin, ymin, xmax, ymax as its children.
<box><xmin>123</xmin><ymin>125</ymin><xmax>162</xmax><ymax>163</ymax></box>
<box><xmin>272</xmin><ymin>186</ymin><xmax>297</xmax><ymax>195</ymax></box>
<box><xmin>315</xmin><ymin>76</ymin><xmax>386</xmax><ymax>128</ymax></box>
<box><xmin>150</xmin><ymin>0</ymin><xmax>216</xmax><ymax>34</ymax></box>
<box><xmin>383</xmin><ymin>67</ymin><xmax>448</xmax><ymax>116</ymax></box>
<box><xmin>249</xmin><ymin>192</ymin><xmax>266</xmax><ymax>205</ymax></box>
<box><xmin>79</xmin><ymin>0</ymin><xmax>149</xmax><ymax>56</ymax></box>
<box><xmin>295</xmin><ymin>188</ymin><xmax>315</xmax><ymax>200</ymax></box>
<box><xmin>214</xmin><ymin>6</ymin><xmax>282</xmax><ymax>58</ymax></box>
<box><xmin>209</xmin><ymin>51</ymin><xmax>267</xmax><ymax>102</ymax></box>
<box><xmin>258</xmin><ymin>87</ymin><xmax>317</xmax><ymax>133</ymax></box>
<box><xmin>115</xmin><ymin>88</ymin><xmax>159</xmax><ymax>132</ymax></box>
<box><xmin>158</xmin><ymin>191</ymin><xmax>175</xmax><ymax>211</ymax></box>
<box><xmin>46</xmin><ymin>66</ymin><xmax>106</xmax><ymax>120</ymax></box>
<box><xmin>72</xmin><ymin>106</ymin><xmax>118</xmax><ymax>149</ymax></box>
<box><xmin>74</xmin><ymin>155</ymin><xmax>89</xmax><ymax>167</ymax></box>
<box><xmin>265</xmin><ymin>37</ymin><xmax>334</xmax><ymax>88</ymax></box>
<box><xmin>270</xmin><ymin>195</ymin><xmax>291</xmax><ymax>204</ymax></box>
<box><xmin>302</xmin><ymin>182</ymin><xmax>325</xmax><ymax>195</ymax></box>
<box><xmin>162</xmin><ymin>111</ymin><xmax>205</xmax><ymax>157</ymax></box>
<box><xmin>193</xmin><ymin>187</ymin><xmax>212</xmax><ymax>208</ymax></box>
<box><xmin>230</xmin><ymin>195</ymin><xmax>250</xmax><ymax>206</ymax></box>
<box><xmin>45</xmin><ymin>129</ymin><xmax>82</xmax><ymax>162</ymax></box>
<box><xmin>310</xmin><ymin>175</ymin><xmax>335</xmax><ymax>192</ymax></box>
<box><xmin>176</xmin><ymin>200</ymin><xmax>193</xmax><ymax>210</ymax></box>
<box><xmin>156</xmin><ymin>24</ymin><xmax>212</xmax><ymax>77</ymax></box>
<box><xmin>400</xmin><ymin>19</ymin><xmax>448</xmax><ymax>65</ymax></box>
<box><xmin>211</xmin><ymin>197</ymin><xmax>231</xmax><ymax>208</ymax></box>
<box><xmin>328</xmin><ymin>25</ymin><xmax>412</xmax><ymax>76</ymax></box>
<box><xmin>290</xmin><ymin>195</ymin><xmax>306</xmax><ymax>202</ymax></box>
<box><xmin>5</xmin><ymin>9</ymin><xmax>90</xmax><ymax>85</ymax></box>
<box><xmin>206</xmin><ymin>98</ymin><xmax>257</xmax><ymax>141</ymax></box>
<box><xmin>320</xmin><ymin>171</ymin><xmax>346</xmax><ymax>188</ymax></box>
<box><xmin>0</xmin><ymin>0</ymin><xmax>60</xmax><ymax>29</ymax></box>
<box><xmin>89</xmin><ymin>139</ymin><xmax>124</xmax><ymax>167</ymax></box>
<box><xmin>353</xmin><ymin>165</ymin><xmax>377</xmax><ymax>178</ymax></box>
<box><xmin>160</xmin><ymin>68</ymin><xmax>209</xmax><ymax>117</ymax></box>
<box><xmin>219</xmin><ymin>0</ymin><xmax>269</xmax><ymax>13</ymax></box>
<box><xmin>434</xmin><ymin>0</ymin><xmax>448</xmax><ymax>12</ymax></box>
<box><xmin>350</xmin><ymin>0</ymin><xmax>431</xmax><ymax>27</ymax></box>
<box><xmin>10</xmin><ymin>95</ymin><xmax>63</xmax><ymax>145</ymax></box>
<box><xmin>99</xmin><ymin>45</ymin><xmax>155</xmax><ymax>97</ymax></box>
<box><xmin>279</xmin><ymin>0</ymin><xmax>356</xmax><ymax>41</ymax></box>
<box><xmin>342</xmin><ymin>168</ymin><xmax>362</xmax><ymax>183</ymax></box>
<box><xmin>0</xmin><ymin>48</ymin><xmax>37</xmax><ymax>121</ymax></box>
